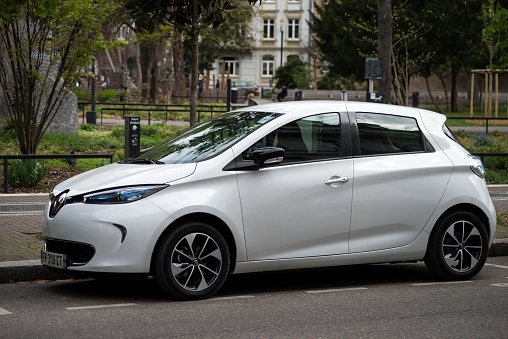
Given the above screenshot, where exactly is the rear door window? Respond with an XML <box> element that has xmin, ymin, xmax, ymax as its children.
<box><xmin>356</xmin><ymin>113</ymin><xmax>424</xmax><ymax>156</ymax></box>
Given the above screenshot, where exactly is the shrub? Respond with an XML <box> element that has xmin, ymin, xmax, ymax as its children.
<box><xmin>79</xmin><ymin>123</ymin><xmax>97</xmax><ymax>131</ymax></box>
<box><xmin>97</xmin><ymin>89</ymin><xmax>117</xmax><ymax>102</ymax></box>
<box><xmin>7</xmin><ymin>159</ymin><xmax>46</xmax><ymax>187</ymax></box>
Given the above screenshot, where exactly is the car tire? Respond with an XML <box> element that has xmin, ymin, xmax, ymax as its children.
<box><xmin>154</xmin><ymin>222</ymin><xmax>230</xmax><ymax>300</ymax></box>
<box><xmin>424</xmin><ymin>211</ymin><xmax>488</xmax><ymax>280</ymax></box>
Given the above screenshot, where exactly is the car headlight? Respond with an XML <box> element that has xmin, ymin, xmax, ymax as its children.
<box><xmin>469</xmin><ymin>155</ymin><xmax>485</xmax><ymax>178</ymax></box>
<box><xmin>83</xmin><ymin>185</ymin><xmax>168</xmax><ymax>204</ymax></box>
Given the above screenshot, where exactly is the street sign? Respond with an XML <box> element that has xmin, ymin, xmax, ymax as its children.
<box><xmin>125</xmin><ymin>117</ymin><xmax>140</xmax><ymax>159</ymax></box>
<box><xmin>365</xmin><ymin>58</ymin><xmax>383</xmax><ymax>80</ymax></box>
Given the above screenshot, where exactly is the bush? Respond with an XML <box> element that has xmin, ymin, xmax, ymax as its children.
<box><xmin>73</xmin><ymin>88</ymin><xmax>91</xmax><ymax>101</ymax></box>
<box><xmin>79</xmin><ymin>123</ymin><xmax>97</xmax><ymax>131</ymax></box>
<box><xmin>97</xmin><ymin>89</ymin><xmax>117</xmax><ymax>102</ymax></box>
<box><xmin>7</xmin><ymin>159</ymin><xmax>46</xmax><ymax>187</ymax></box>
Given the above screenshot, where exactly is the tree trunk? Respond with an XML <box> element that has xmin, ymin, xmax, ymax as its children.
<box><xmin>139</xmin><ymin>42</ymin><xmax>152</xmax><ymax>103</ymax></box>
<box><xmin>437</xmin><ymin>73</ymin><xmax>450</xmax><ymax>113</ymax></box>
<box><xmin>189</xmin><ymin>0</ymin><xmax>199</xmax><ymax>127</ymax></box>
<box><xmin>150</xmin><ymin>39</ymin><xmax>169</xmax><ymax>103</ymax></box>
<box><xmin>425</xmin><ymin>77</ymin><xmax>444</xmax><ymax>114</ymax></box>
<box><xmin>451</xmin><ymin>65</ymin><xmax>458</xmax><ymax>112</ymax></box>
<box><xmin>377</xmin><ymin>0</ymin><xmax>392</xmax><ymax>101</ymax></box>
<box><xmin>173</xmin><ymin>33</ymin><xmax>185</xmax><ymax>100</ymax></box>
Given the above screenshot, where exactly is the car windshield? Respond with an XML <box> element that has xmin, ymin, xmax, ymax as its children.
<box><xmin>132</xmin><ymin>111</ymin><xmax>281</xmax><ymax>164</ymax></box>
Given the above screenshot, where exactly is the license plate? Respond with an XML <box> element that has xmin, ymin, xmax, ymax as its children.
<box><xmin>41</xmin><ymin>250</ymin><xmax>67</xmax><ymax>269</ymax></box>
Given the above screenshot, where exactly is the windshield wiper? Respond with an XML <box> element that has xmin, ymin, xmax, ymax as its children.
<box><xmin>127</xmin><ymin>158</ymin><xmax>165</xmax><ymax>165</ymax></box>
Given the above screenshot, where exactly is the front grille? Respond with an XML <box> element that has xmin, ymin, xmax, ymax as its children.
<box><xmin>45</xmin><ymin>238</ymin><xmax>95</xmax><ymax>266</ymax></box>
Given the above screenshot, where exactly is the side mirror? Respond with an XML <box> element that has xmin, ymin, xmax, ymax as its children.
<box><xmin>252</xmin><ymin>147</ymin><xmax>284</xmax><ymax>165</ymax></box>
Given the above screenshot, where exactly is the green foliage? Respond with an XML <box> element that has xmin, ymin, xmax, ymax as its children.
<box><xmin>482</xmin><ymin>2</ymin><xmax>508</xmax><ymax>69</ymax></box>
<box><xmin>79</xmin><ymin>123</ymin><xmax>97</xmax><ymax>131</ymax></box>
<box><xmin>72</xmin><ymin>88</ymin><xmax>91</xmax><ymax>102</ymax></box>
<box><xmin>0</xmin><ymin>0</ymin><xmax>122</xmax><ymax>154</ymax></box>
<box><xmin>97</xmin><ymin>89</ymin><xmax>118</xmax><ymax>102</ymax></box>
<box><xmin>7</xmin><ymin>160</ymin><xmax>46</xmax><ymax>187</ymax></box>
<box><xmin>274</xmin><ymin>59</ymin><xmax>311</xmax><ymax>89</ymax></box>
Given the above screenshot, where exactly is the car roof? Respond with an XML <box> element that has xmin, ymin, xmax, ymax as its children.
<box><xmin>234</xmin><ymin>101</ymin><xmax>445</xmax><ymax>122</ymax></box>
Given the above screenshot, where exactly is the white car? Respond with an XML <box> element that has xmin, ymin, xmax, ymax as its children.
<box><xmin>41</xmin><ymin>101</ymin><xmax>497</xmax><ymax>300</ymax></box>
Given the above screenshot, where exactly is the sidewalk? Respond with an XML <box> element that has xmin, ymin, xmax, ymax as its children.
<box><xmin>0</xmin><ymin>187</ymin><xmax>507</xmax><ymax>283</ymax></box>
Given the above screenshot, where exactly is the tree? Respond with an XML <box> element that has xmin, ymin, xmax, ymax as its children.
<box><xmin>483</xmin><ymin>0</ymin><xmax>508</xmax><ymax>69</ymax></box>
<box><xmin>309</xmin><ymin>0</ymin><xmax>376</xmax><ymax>82</ymax></box>
<box><xmin>377</xmin><ymin>0</ymin><xmax>392</xmax><ymax>100</ymax></box>
<box><xmin>418</xmin><ymin>0</ymin><xmax>486</xmax><ymax>112</ymax></box>
<box><xmin>162</xmin><ymin>0</ymin><xmax>259</xmax><ymax>127</ymax></box>
<box><xmin>0</xmin><ymin>0</ymin><xmax>119</xmax><ymax>154</ymax></box>
<box><xmin>274</xmin><ymin>58</ymin><xmax>311</xmax><ymax>89</ymax></box>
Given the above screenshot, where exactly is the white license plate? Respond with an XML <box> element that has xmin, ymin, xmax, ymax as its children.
<box><xmin>41</xmin><ymin>250</ymin><xmax>67</xmax><ymax>269</ymax></box>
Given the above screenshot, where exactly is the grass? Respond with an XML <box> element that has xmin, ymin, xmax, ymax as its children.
<box><xmin>0</xmin><ymin>123</ymin><xmax>186</xmax><ymax>170</ymax></box>
<box><xmin>455</xmin><ymin>131</ymin><xmax>508</xmax><ymax>184</ymax></box>
<box><xmin>423</xmin><ymin>103</ymin><xmax>508</xmax><ymax>127</ymax></box>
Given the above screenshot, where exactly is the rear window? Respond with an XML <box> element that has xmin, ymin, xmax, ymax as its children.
<box><xmin>443</xmin><ymin>125</ymin><xmax>461</xmax><ymax>145</ymax></box>
<box><xmin>357</xmin><ymin>113</ymin><xmax>424</xmax><ymax>156</ymax></box>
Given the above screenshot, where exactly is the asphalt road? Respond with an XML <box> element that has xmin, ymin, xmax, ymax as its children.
<box><xmin>1</xmin><ymin>258</ymin><xmax>507</xmax><ymax>338</ymax></box>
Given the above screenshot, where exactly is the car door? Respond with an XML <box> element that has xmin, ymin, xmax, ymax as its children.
<box><xmin>235</xmin><ymin>112</ymin><xmax>354</xmax><ymax>261</ymax></box>
<box><xmin>348</xmin><ymin>112</ymin><xmax>453</xmax><ymax>253</ymax></box>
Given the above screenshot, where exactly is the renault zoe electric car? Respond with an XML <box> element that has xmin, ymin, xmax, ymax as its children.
<box><xmin>41</xmin><ymin>101</ymin><xmax>497</xmax><ymax>300</ymax></box>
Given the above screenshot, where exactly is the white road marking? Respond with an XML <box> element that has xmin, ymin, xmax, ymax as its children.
<box><xmin>66</xmin><ymin>303</ymin><xmax>137</xmax><ymax>310</ymax></box>
<box><xmin>485</xmin><ymin>263</ymin><xmax>508</xmax><ymax>270</ymax></box>
<box><xmin>0</xmin><ymin>202</ymin><xmax>46</xmax><ymax>206</ymax></box>
<box><xmin>211</xmin><ymin>295</ymin><xmax>255</xmax><ymax>301</ymax></box>
<box><xmin>306</xmin><ymin>287</ymin><xmax>368</xmax><ymax>294</ymax></box>
<box><xmin>491</xmin><ymin>283</ymin><xmax>508</xmax><ymax>287</ymax></box>
<box><xmin>0</xmin><ymin>212</ymin><xmax>42</xmax><ymax>216</ymax></box>
<box><xmin>411</xmin><ymin>281</ymin><xmax>474</xmax><ymax>286</ymax></box>
<box><xmin>0</xmin><ymin>307</ymin><xmax>12</xmax><ymax>315</ymax></box>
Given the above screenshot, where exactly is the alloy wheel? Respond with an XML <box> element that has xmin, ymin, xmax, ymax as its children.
<box><xmin>170</xmin><ymin>232</ymin><xmax>223</xmax><ymax>291</ymax></box>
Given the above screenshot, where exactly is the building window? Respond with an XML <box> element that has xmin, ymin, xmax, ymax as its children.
<box><xmin>263</xmin><ymin>19</ymin><xmax>275</xmax><ymax>39</ymax></box>
<box><xmin>219</xmin><ymin>57</ymin><xmax>240</xmax><ymax>76</ymax></box>
<box><xmin>262</xmin><ymin>55</ymin><xmax>275</xmax><ymax>77</ymax></box>
<box><xmin>288</xmin><ymin>19</ymin><xmax>299</xmax><ymax>39</ymax></box>
<box><xmin>288</xmin><ymin>0</ymin><xmax>300</xmax><ymax>2</ymax></box>
<box><xmin>287</xmin><ymin>55</ymin><xmax>300</xmax><ymax>62</ymax></box>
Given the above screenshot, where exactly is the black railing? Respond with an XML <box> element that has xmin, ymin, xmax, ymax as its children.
<box><xmin>1</xmin><ymin>154</ymin><xmax>114</xmax><ymax>193</ymax></box>
<box><xmin>447</xmin><ymin>117</ymin><xmax>508</xmax><ymax>134</ymax></box>
<box><xmin>77</xmin><ymin>102</ymin><xmax>249</xmax><ymax>125</ymax></box>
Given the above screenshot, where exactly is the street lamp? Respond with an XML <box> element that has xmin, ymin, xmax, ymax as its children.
<box><xmin>280</xmin><ymin>18</ymin><xmax>284</xmax><ymax>67</ymax></box>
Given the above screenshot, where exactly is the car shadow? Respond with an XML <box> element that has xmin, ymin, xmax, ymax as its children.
<box><xmin>43</xmin><ymin>262</ymin><xmax>436</xmax><ymax>302</ymax></box>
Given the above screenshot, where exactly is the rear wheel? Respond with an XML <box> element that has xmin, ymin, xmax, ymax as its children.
<box><xmin>425</xmin><ymin>212</ymin><xmax>488</xmax><ymax>280</ymax></box>
<box><xmin>154</xmin><ymin>222</ymin><xmax>230</xmax><ymax>300</ymax></box>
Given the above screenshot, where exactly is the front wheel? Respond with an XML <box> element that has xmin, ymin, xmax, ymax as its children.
<box><xmin>154</xmin><ymin>222</ymin><xmax>230</xmax><ymax>300</ymax></box>
<box><xmin>424</xmin><ymin>212</ymin><xmax>489</xmax><ymax>280</ymax></box>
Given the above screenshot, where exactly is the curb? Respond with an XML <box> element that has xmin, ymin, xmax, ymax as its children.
<box><xmin>1</xmin><ymin>239</ymin><xmax>507</xmax><ymax>284</ymax></box>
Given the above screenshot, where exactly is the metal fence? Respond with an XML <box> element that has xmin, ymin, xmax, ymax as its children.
<box><xmin>77</xmin><ymin>102</ymin><xmax>241</xmax><ymax>125</ymax></box>
<box><xmin>1</xmin><ymin>154</ymin><xmax>113</xmax><ymax>193</ymax></box>
<box><xmin>446</xmin><ymin>117</ymin><xmax>508</xmax><ymax>134</ymax></box>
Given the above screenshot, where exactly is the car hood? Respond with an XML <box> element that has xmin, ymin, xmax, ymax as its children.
<box><xmin>53</xmin><ymin>162</ymin><xmax>197</xmax><ymax>196</ymax></box>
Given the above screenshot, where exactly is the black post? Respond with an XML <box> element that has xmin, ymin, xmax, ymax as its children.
<box><xmin>3</xmin><ymin>157</ymin><xmax>7</xmax><ymax>193</ymax></box>
<box><xmin>125</xmin><ymin>117</ymin><xmax>141</xmax><ymax>159</ymax></box>
<box><xmin>86</xmin><ymin>55</ymin><xmax>97</xmax><ymax>124</ymax></box>
<box><xmin>227</xmin><ymin>79</ymin><xmax>231</xmax><ymax>112</ymax></box>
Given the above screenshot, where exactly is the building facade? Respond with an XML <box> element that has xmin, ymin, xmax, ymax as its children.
<box><xmin>209</xmin><ymin>0</ymin><xmax>314</xmax><ymax>88</ymax></box>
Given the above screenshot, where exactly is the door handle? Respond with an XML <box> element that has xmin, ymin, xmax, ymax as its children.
<box><xmin>325</xmin><ymin>177</ymin><xmax>349</xmax><ymax>185</ymax></box>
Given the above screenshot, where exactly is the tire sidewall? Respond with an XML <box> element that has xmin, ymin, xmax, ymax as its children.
<box><xmin>155</xmin><ymin>222</ymin><xmax>230</xmax><ymax>300</ymax></box>
<box><xmin>427</xmin><ymin>212</ymin><xmax>488</xmax><ymax>280</ymax></box>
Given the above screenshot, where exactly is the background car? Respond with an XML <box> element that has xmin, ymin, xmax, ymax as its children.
<box><xmin>41</xmin><ymin>101</ymin><xmax>496</xmax><ymax>300</ymax></box>
<box><xmin>231</xmin><ymin>81</ymin><xmax>259</xmax><ymax>96</ymax></box>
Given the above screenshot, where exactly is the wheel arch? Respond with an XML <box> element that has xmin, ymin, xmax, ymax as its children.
<box><xmin>150</xmin><ymin>212</ymin><xmax>237</xmax><ymax>274</ymax></box>
<box><xmin>432</xmin><ymin>203</ymin><xmax>491</xmax><ymax>240</ymax></box>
